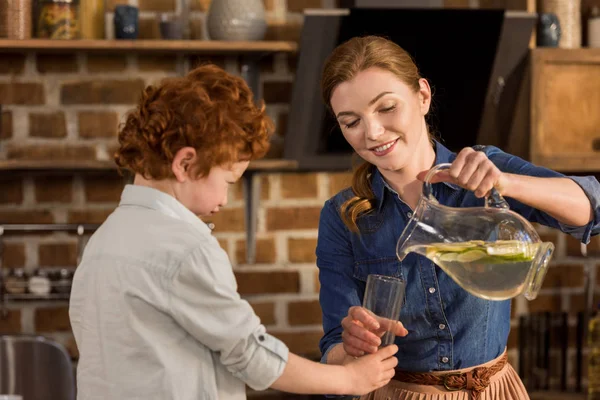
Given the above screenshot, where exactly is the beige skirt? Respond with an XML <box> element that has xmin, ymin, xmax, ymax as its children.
<box><xmin>360</xmin><ymin>350</ymin><xmax>529</xmax><ymax>400</ymax></box>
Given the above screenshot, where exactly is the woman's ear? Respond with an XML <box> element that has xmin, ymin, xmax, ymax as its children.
<box><xmin>418</xmin><ymin>78</ymin><xmax>432</xmax><ymax>115</ymax></box>
<box><xmin>172</xmin><ymin>147</ymin><xmax>197</xmax><ymax>183</ymax></box>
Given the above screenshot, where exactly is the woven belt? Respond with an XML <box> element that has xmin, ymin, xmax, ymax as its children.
<box><xmin>392</xmin><ymin>354</ymin><xmax>508</xmax><ymax>400</ymax></box>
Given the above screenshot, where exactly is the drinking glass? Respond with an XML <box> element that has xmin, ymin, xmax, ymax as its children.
<box><xmin>362</xmin><ymin>274</ymin><xmax>406</xmax><ymax>346</ymax></box>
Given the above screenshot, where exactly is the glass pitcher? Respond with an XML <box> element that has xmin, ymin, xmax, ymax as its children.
<box><xmin>396</xmin><ymin>163</ymin><xmax>554</xmax><ymax>301</ymax></box>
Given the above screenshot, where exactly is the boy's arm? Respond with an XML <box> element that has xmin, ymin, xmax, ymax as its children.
<box><xmin>167</xmin><ymin>241</ymin><xmax>397</xmax><ymax>395</ymax></box>
<box><xmin>168</xmin><ymin>243</ymin><xmax>287</xmax><ymax>391</ymax></box>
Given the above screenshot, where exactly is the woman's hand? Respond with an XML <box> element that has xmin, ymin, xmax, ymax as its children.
<box><xmin>341</xmin><ymin>306</ymin><xmax>408</xmax><ymax>357</ymax></box>
<box><xmin>417</xmin><ymin>147</ymin><xmax>509</xmax><ymax>198</ymax></box>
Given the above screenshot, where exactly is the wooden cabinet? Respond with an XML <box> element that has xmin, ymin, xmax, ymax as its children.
<box><xmin>531</xmin><ymin>48</ymin><xmax>600</xmax><ymax>171</ymax></box>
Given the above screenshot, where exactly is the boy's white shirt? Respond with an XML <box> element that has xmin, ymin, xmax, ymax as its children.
<box><xmin>69</xmin><ymin>184</ymin><xmax>289</xmax><ymax>400</ymax></box>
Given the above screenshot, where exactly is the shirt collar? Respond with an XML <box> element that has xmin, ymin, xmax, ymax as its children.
<box><xmin>372</xmin><ymin>140</ymin><xmax>460</xmax><ymax>212</ymax></box>
<box><xmin>119</xmin><ymin>184</ymin><xmax>213</xmax><ymax>236</ymax></box>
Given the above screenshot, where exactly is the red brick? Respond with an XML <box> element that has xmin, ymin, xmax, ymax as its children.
<box><xmin>61</xmin><ymin>79</ymin><xmax>145</xmax><ymax>104</ymax></box>
<box><xmin>86</xmin><ymin>55</ymin><xmax>128</xmax><ymax>72</ymax></box>
<box><xmin>39</xmin><ymin>243</ymin><xmax>78</xmax><ymax>267</ymax></box>
<box><xmin>68</xmin><ymin>209</ymin><xmax>114</xmax><ymax>224</ymax></box>
<box><xmin>0</xmin><ymin>83</ymin><xmax>45</xmax><ymax>105</ymax></box>
<box><xmin>270</xmin><ymin>330</ymin><xmax>322</xmax><ymax>358</ymax></box>
<box><xmin>1</xmin><ymin>110</ymin><xmax>12</xmax><ymax>139</ymax></box>
<box><xmin>0</xmin><ymin>210</ymin><xmax>54</xmax><ymax>224</ymax></box>
<box><xmin>2</xmin><ymin>243</ymin><xmax>25</xmax><ymax>268</ymax></box>
<box><xmin>286</xmin><ymin>0</ymin><xmax>322</xmax><ymax>12</ymax></box>
<box><xmin>264</xmin><ymin>21</ymin><xmax>302</xmax><ymax>42</ymax></box>
<box><xmin>251</xmin><ymin>302</ymin><xmax>276</xmax><ymax>325</ymax></box>
<box><xmin>190</xmin><ymin>0</ymin><xmax>211</xmax><ymax>11</ymax></box>
<box><xmin>0</xmin><ymin>53</ymin><xmax>26</xmax><ymax>74</ymax></box>
<box><xmin>34</xmin><ymin>176</ymin><xmax>73</xmax><ymax>203</ymax></box>
<box><xmin>542</xmin><ymin>264</ymin><xmax>584</xmax><ymax>289</ymax></box>
<box><xmin>288</xmin><ymin>238</ymin><xmax>317</xmax><ymax>263</ymax></box>
<box><xmin>528</xmin><ymin>294</ymin><xmax>563</xmax><ymax>313</ymax></box>
<box><xmin>78</xmin><ymin>111</ymin><xmax>119</xmax><ymax>139</ymax></box>
<box><xmin>6</xmin><ymin>143</ymin><xmax>97</xmax><ymax>161</ymax></box>
<box><xmin>138</xmin><ymin>18</ymin><xmax>160</xmax><ymax>39</ymax></box>
<box><xmin>0</xmin><ymin>177</ymin><xmax>23</xmax><ymax>204</ymax></box>
<box><xmin>263</xmin><ymin>0</ymin><xmax>276</xmax><ymax>11</ymax></box>
<box><xmin>281</xmin><ymin>173</ymin><xmax>318</xmax><ymax>199</ymax></box>
<box><xmin>137</xmin><ymin>55</ymin><xmax>177</xmax><ymax>72</ymax></box>
<box><xmin>84</xmin><ymin>174</ymin><xmax>125</xmax><ymax>202</ymax></box>
<box><xmin>36</xmin><ymin>54</ymin><xmax>78</xmax><ymax>73</ymax></box>
<box><xmin>235</xmin><ymin>270</ymin><xmax>300</xmax><ymax>295</ymax></box>
<box><xmin>201</xmin><ymin>208</ymin><xmax>245</xmax><ymax>232</ymax></box>
<box><xmin>235</xmin><ymin>238</ymin><xmax>276</xmax><ymax>264</ymax></box>
<box><xmin>29</xmin><ymin>112</ymin><xmax>67</xmax><ymax>138</ymax></box>
<box><xmin>263</xmin><ymin>81</ymin><xmax>293</xmax><ymax>104</ymax></box>
<box><xmin>35</xmin><ymin>307</ymin><xmax>71</xmax><ymax>332</ymax></box>
<box><xmin>329</xmin><ymin>172</ymin><xmax>352</xmax><ymax>196</ymax></box>
<box><xmin>0</xmin><ymin>310</ymin><xmax>21</xmax><ymax>333</ymax></box>
<box><xmin>570</xmin><ymin>293</ymin><xmax>600</xmax><ymax>313</ymax></box>
<box><xmin>288</xmin><ymin>300</ymin><xmax>322</xmax><ymax>325</ymax></box>
<box><xmin>138</xmin><ymin>0</ymin><xmax>175</xmax><ymax>11</ymax></box>
<box><xmin>266</xmin><ymin>207</ymin><xmax>321</xmax><ymax>231</ymax></box>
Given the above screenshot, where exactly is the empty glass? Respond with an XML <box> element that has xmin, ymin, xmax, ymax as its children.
<box><xmin>362</xmin><ymin>274</ymin><xmax>406</xmax><ymax>346</ymax></box>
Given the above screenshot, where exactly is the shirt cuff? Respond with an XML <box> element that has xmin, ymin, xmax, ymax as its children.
<box><xmin>230</xmin><ymin>326</ymin><xmax>289</xmax><ymax>391</ymax></box>
<box><xmin>563</xmin><ymin>175</ymin><xmax>600</xmax><ymax>244</ymax></box>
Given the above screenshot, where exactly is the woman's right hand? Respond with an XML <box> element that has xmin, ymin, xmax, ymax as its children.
<box><xmin>344</xmin><ymin>344</ymin><xmax>399</xmax><ymax>395</ymax></box>
<box><xmin>341</xmin><ymin>306</ymin><xmax>408</xmax><ymax>357</ymax></box>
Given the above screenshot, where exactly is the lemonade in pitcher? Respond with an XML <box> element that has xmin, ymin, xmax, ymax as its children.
<box><xmin>404</xmin><ymin>240</ymin><xmax>540</xmax><ymax>300</ymax></box>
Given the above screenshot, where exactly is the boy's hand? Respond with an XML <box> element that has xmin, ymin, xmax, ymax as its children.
<box><xmin>343</xmin><ymin>344</ymin><xmax>398</xmax><ymax>395</ymax></box>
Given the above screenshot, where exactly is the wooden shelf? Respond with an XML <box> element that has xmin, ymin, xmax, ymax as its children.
<box><xmin>0</xmin><ymin>39</ymin><xmax>297</xmax><ymax>54</ymax></box>
<box><xmin>0</xmin><ymin>159</ymin><xmax>298</xmax><ymax>173</ymax></box>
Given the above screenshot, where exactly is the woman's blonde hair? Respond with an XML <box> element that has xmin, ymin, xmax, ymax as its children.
<box><xmin>321</xmin><ymin>35</ymin><xmax>428</xmax><ymax>232</ymax></box>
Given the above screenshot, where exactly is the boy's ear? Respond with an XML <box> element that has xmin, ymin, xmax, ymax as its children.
<box><xmin>172</xmin><ymin>147</ymin><xmax>197</xmax><ymax>183</ymax></box>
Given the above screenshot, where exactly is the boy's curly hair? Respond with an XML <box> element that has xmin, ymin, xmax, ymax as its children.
<box><xmin>115</xmin><ymin>64</ymin><xmax>273</xmax><ymax>179</ymax></box>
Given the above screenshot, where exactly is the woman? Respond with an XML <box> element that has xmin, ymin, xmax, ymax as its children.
<box><xmin>316</xmin><ymin>36</ymin><xmax>600</xmax><ymax>400</ymax></box>
<box><xmin>69</xmin><ymin>64</ymin><xmax>399</xmax><ymax>400</ymax></box>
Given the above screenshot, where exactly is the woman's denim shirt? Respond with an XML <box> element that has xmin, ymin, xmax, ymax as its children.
<box><xmin>316</xmin><ymin>142</ymin><xmax>600</xmax><ymax>372</ymax></box>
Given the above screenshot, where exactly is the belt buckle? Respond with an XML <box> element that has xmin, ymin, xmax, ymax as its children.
<box><xmin>442</xmin><ymin>372</ymin><xmax>464</xmax><ymax>391</ymax></box>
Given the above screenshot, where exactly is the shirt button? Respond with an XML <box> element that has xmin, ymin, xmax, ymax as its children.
<box><xmin>258</xmin><ymin>335</ymin><xmax>265</xmax><ymax>342</ymax></box>
<box><xmin>439</xmin><ymin>324</ymin><xmax>446</xmax><ymax>330</ymax></box>
<box><xmin>428</xmin><ymin>287</ymin><xmax>436</xmax><ymax>294</ymax></box>
<box><xmin>407</xmin><ymin>212</ymin><xmax>412</xmax><ymax>218</ymax></box>
<box><xmin>441</xmin><ymin>356</ymin><xmax>449</xmax><ymax>363</ymax></box>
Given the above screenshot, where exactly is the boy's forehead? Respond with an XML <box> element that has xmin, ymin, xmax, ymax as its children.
<box><xmin>220</xmin><ymin>160</ymin><xmax>249</xmax><ymax>177</ymax></box>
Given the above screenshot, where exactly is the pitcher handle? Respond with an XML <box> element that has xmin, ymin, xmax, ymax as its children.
<box><xmin>423</xmin><ymin>163</ymin><xmax>510</xmax><ymax>209</ymax></box>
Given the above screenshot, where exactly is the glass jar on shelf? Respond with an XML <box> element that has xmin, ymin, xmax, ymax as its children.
<box><xmin>37</xmin><ymin>0</ymin><xmax>80</xmax><ymax>40</ymax></box>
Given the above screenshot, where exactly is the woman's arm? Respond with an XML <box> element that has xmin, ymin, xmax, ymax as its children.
<box><xmin>419</xmin><ymin>147</ymin><xmax>599</xmax><ymax>235</ymax></box>
<box><xmin>500</xmin><ymin>173</ymin><xmax>592</xmax><ymax>227</ymax></box>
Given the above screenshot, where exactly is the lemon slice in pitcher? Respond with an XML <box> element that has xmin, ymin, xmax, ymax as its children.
<box><xmin>485</xmin><ymin>240</ymin><xmax>527</xmax><ymax>257</ymax></box>
<box><xmin>456</xmin><ymin>250</ymin><xmax>488</xmax><ymax>263</ymax></box>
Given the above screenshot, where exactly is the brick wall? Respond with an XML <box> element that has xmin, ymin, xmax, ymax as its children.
<box><xmin>1</xmin><ymin>0</ymin><xmax>599</xmax><ymax>399</ymax></box>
